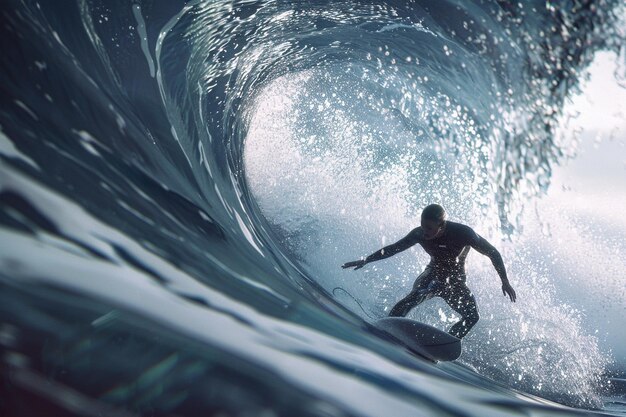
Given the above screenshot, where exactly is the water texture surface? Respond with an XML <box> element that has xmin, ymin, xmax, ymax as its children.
<box><xmin>1</xmin><ymin>1</ymin><xmax>625</xmax><ymax>416</ymax></box>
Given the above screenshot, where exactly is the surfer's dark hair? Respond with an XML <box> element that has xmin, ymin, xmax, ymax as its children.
<box><xmin>422</xmin><ymin>204</ymin><xmax>446</xmax><ymax>223</ymax></box>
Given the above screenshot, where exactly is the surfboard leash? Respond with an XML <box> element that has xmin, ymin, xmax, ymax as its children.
<box><xmin>332</xmin><ymin>286</ymin><xmax>378</xmax><ymax>320</ymax></box>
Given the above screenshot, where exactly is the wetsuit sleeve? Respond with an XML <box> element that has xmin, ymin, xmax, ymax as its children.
<box><xmin>364</xmin><ymin>228</ymin><xmax>420</xmax><ymax>264</ymax></box>
<box><xmin>469</xmin><ymin>233</ymin><xmax>509</xmax><ymax>283</ymax></box>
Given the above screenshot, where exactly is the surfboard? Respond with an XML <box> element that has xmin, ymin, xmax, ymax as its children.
<box><xmin>373</xmin><ymin>317</ymin><xmax>462</xmax><ymax>362</ymax></box>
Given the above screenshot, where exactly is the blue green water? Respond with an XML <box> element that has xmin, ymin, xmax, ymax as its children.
<box><xmin>1</xmin><ymin>1</ymin><xmax>625</xmax><ymax>415</ymax></box>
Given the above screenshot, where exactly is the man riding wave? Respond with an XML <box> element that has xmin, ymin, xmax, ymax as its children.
<box><xmin>342</xmin><ymin>204</ymin><xmax>516</xmax><ymax>339</ymax></box>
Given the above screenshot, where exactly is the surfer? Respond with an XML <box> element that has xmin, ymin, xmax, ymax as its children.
<box><xmin>342</xmin><ymin>204</ymin><xmax>516</xmax><ymax>339</ymax></box>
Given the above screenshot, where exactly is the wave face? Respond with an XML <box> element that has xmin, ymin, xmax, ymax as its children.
<box><xmin>1</xmin><ymin>0</ymin><xmax>625</xmax><ymax>416</ymax></box>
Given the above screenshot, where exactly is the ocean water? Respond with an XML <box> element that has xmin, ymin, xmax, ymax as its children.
<box><xmin>1</xmin><ymin>1</ymin><xmax>625</xmax><ymax>416</ymax></box>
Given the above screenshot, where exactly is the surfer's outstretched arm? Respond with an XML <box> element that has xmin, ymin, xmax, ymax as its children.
<box><xmin>342</xmin><ymin>228</ymin><xmax>420</xmax><ymax>270</ymax></box>
<box><xmin>470</xmin><ymin>236</ymin><xmax>516</xmax><ymax>302</ymax></box>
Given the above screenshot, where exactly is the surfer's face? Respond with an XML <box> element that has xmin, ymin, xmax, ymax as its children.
<box><xmin>421</xmin><ymin>219</ymin><xmax>445</xmax><ymax>240</ymax></box>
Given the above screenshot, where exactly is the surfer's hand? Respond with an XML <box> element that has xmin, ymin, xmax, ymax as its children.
<box><xmin>342</xmin><ymin>260</ymin><xmax>366</xmax><ymax>270</ymax></box>
<box><xmin>502</xmin><ymin>281</ymin><xmax>516</xmax><ymax>302</ymax></box>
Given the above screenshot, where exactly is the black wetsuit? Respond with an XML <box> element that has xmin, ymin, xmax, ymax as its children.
<box><xmin>364</xmin><ymin>221</ymin><xmax>507</xmax><ymax>338</ymax></box>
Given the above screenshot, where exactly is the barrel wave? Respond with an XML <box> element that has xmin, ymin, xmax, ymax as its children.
<box><xmin>1</xmin><ymin>1</ymin><xmax>625</xmax><ymax>416</ymax></box>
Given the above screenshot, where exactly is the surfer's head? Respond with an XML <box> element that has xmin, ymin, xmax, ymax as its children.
<box><xmin>421</xmin><ymin>204</ymin><xmax>446</xmax><ymax>240</ymax></box>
